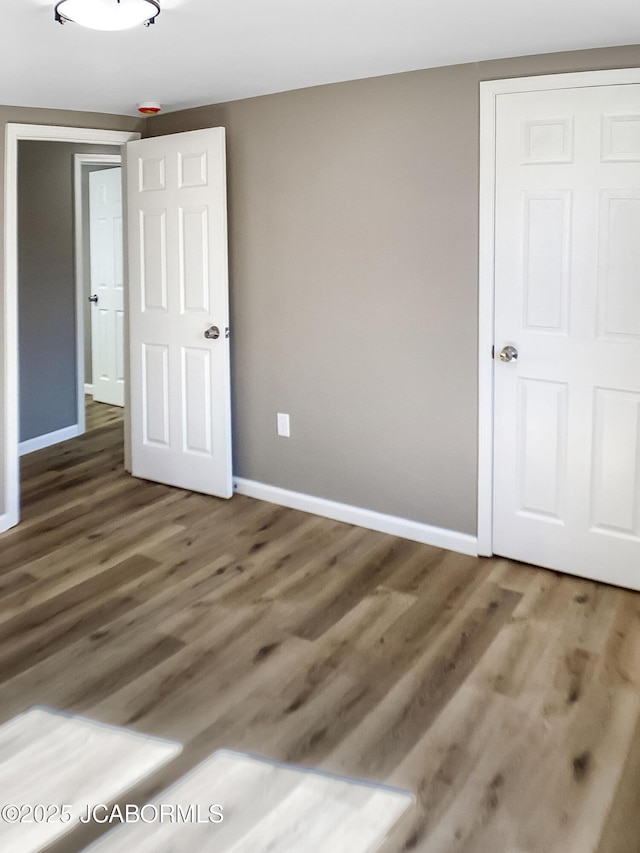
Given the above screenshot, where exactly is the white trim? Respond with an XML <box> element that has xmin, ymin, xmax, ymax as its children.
<box><xmin>477</xmin><ymin>68</ymin><xmax>640</xmax><ymax>557</ymax></box>
<box><xmin>19</xmin><ymin>425</ymin><xmax>82</xmax><ymax>457</ymax></box>
<box><xmin>74</xmin><ymin>153</ymin><xmax>122</xmax><ymax>432</ymax></box>
<box><xmin>2</xmin><ymin>124</ymin><xmax>140</xmax><ymax>534</ymax></box>
<box><xmin>234</xmin><ymin>478</ymin><xmax>479</xmax><ymax>556</ymax></box>
<box><xmin>84</xmin><ymin>383</ymin><xmax>94</xmax><ymax>396</ymax></box>
<box><xmin>477</xmin><ymin>77</ymin><xmax>497</xmax><ymax>558</ymax></box>
<box><xmin>480</xmin><ymin>68</ymin><xmax>640</xmax><ymax>98</ymax></box>
<box><xmin>2</xmin><ymin>129</ymin><xmax>20</xmax><ymax>533</ymax></box>
<box><xmin>7</xmin><ymin>125</ymin><xmax>139</xmax><ymax>145</ymax></box>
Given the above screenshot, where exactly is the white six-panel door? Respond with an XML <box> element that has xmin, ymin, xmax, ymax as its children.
<box><xmin>126</xmin><ymin>128</ymin><xmax>232</xmax><ymax>498</ymax></box>
<box><xmin>493</xmin><ymin>84</ymin><xmax>640</xmax><ymax>589</ymax></box>
<box><xmin>89</xmin><ymin>167</ymin><xmax>125</xmax><ymax>407</ymax></box>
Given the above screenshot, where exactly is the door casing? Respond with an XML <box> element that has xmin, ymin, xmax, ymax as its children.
<box><xmin>477</xmin><ymin>68</ymin><xmax>640</xmax><ymax>557</ymax></box>
<box><xmin>2</xmin><ymin>124</ymin><xmax>140</xmax><ymax>533</ymax></box>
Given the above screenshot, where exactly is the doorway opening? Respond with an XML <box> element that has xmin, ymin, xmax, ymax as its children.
<box><xmin>2</xmin><ymin>125</ymin><xmax>141</xmax><ymax>533</ymax></box>
<box><xmin>17</xmin><ymin>143</ymin><xmax>124</xmax><ymax>457</ymax></box>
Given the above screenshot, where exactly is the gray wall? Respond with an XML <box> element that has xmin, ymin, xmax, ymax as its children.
<box><xmin>18</xmin><ymin>142</ymin><xmax>122</xmax><ymax>443</ymax></box>
<box><xmin>147</xmin><ymin>45</ymin><xmax>640</xmax><ymax>535</ymax></box>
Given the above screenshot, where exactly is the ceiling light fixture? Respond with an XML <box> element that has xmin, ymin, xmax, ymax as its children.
<box><xmin>54</xmin><ymin>0</ymin><xmax>160</xmax><ymax>31</ymax></box>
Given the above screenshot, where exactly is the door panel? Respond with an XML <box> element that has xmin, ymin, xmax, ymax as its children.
<box><xmin>127</xmin><ymin>128</ymin><xmax>232</xmax><ymax>499</ymax></box>
<box><xmin>89</xmin><ymin>167</ymin><xmax>125</xmax><ymax>407</ymax></box>
<box><xmin>493</xmin><ymin>85</ymin><xmax>640</xmax><ymax>589</ymax></box>
<box><xmin>182</xmin><ymin>347</ymin><xmax>212</xmax><ymax>455</ymax></box>
<box><xmin>142</xmin><ymin>344</ymin><xmax>170</xmax><ymax>447</ymax></box>
<box><xmin>590</xmin><ymin>389</ymin><xmax>640</xmax><ymax>536</ymax></box>
<box><xmin>516</xmin><ymin>378</ymin><xmax>568</xmax><ymax>521</ymax></box>
<box><xmin>179</xmin><ymin>207</ymin><xmax>209</xmax><ymax>312</ymax></box>
<box><xmin>140</xmin><ymin>211</ymin><xmax>168</xmax><ymax>310</ymax></box>
<box><xmin>597</xmin><ymin>191</ymin><xmax>640</xmax><ymax>338</ymax></box>
<box><xmin>522</xmin><ymin>191</ymin><xmax>570</xmax><ymax>332</ymax></box>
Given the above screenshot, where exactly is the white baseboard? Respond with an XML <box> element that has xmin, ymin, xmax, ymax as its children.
<box><xmin>19</xmin><ymin>424</ymin><xmax>82</xmax><ymax>457</ymax></box>
<box><xmin>84</xmin><ymin>383</ymin><xmax>94</xmax><ymax>396</ymax></box>
<box><xmin>233</xmin><ymin>478</ymin><xmax>479</xmax><ymax>556</ymax></box>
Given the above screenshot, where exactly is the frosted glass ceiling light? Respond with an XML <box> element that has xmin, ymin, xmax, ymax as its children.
<box><xmin>54</xmin><ymin>0</ymin><xmax>160</xmax><ymax>31</ymax></box>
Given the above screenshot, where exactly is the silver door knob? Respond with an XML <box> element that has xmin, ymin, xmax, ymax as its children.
<box><xmin>88</xmin><ymin>294</ymin><xmax>98</xmax><ymax>304</ymax></box>
<box><xmin>204</xmin><ymin>325</ymin><xmax>220</xmax><ymax>340</ymax></box>
<box><xmin>499</xmin><ymin>345</ymin><xmax>518</xmax><ymax>363</ymax></box>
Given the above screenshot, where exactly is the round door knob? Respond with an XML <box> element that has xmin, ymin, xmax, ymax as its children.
<box><xmin>499</xmin><ymin>345</ymin><xmax>518</xmax><ymax>363</ymax></box>
<box><xmin>88</xmin><ymin>294</ymin><xmax>98</xmax><ymax>304</ymax></box>
<box><xmin>204</xmin><ymin>325</ymin><xmax>220</xmax><ymax>340</ymax></box>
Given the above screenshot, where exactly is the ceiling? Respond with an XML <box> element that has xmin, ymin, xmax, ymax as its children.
<box><xmin>2</xmin><ymin>0</ymin><xmax>640</xmax><ymax>116</ymax></box>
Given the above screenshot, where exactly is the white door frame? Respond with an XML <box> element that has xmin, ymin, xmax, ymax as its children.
<box><xmin>2</xmin><ymin>124</ymin><xmax>140</xmax><ymax>533</ymax></box>
<box><xmin>477</xmin><ymin>67</ymin><xmax>640</xmax><ymax>556</ymax></box>
<box><xmin>73</xmin><ymin>152</ymin><xmax>122</xmax><ymax>407</ymax></box>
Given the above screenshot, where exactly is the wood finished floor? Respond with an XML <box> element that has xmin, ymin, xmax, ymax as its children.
<box><xmin>1</xmin><ymin>398</ymin><xmax>640</xmax><ymax>852</ymax></box>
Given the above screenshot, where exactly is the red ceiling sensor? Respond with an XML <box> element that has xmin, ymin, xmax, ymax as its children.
<box><xmin>138</xmin><ymin>102</ymin><xmax>161</xmax><ymax>115</ymax></box>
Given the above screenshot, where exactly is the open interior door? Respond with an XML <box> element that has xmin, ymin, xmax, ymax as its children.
<box><xmin>89</xmin><ymin>167</ymin><xmax>125</xmax><ymax>408</ymax></box>
<box><xmin>126</xmin><ymin>128</ymin><xmax>232</xmax><ymax>498</ymax></box>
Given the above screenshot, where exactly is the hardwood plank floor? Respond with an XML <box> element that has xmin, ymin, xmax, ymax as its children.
<box><xmin>1</xmin><ymin>397</ymin><xmax>640</xmax><ymax>852</ymax></box>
